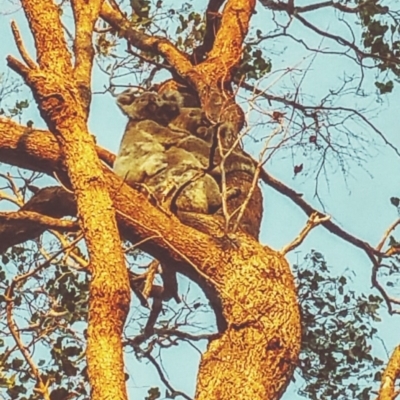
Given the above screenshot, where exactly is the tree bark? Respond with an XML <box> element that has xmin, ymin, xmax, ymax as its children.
<box><xmin>378</xmin><ymin>345</ymin><xmax>400</xmax><ymax>400</ymax></box>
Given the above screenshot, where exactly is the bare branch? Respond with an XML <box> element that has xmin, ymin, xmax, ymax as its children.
<box><xmin>143</xmin><ymin>259</ymin><xmax>159</xmax><ymax>300</ymax></box>
<box><xmin>0</xmin><ymin>210</ymin><xmax>78</xmax><ymax>231</ymax></box>
<box><xmin>281</xmin><ymin>212</ymin><xmax>331</xmax><ymax>255</ymax></box>
<box><xmin>10</xmin><ymin>20</ymin><xmax>37</xmax><ymax>70</ymax></box>
<box><xmin>258</xmin><ymin>168</ymin><xmax>378</xmax><ymax>259</ymax></box>
<box><xmin>377</xmin><ymin>219</ymin><xmax>400</xmax><ymax>253</ymax></box>
<box><xmin>71</xmin><ymin>0</ymin><xmax>103</xmax><ymax>113</ymax></box>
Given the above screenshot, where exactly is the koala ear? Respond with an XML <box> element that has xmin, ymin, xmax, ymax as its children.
<box><xmin>116</xmin><ymin>89</ymin><xmax>136</xmax><ymax>106</ymax></box>
<box><xmin>116</xmin><ymin>87</ymin><xmax>145</xmax><ymax>106</ymax></box>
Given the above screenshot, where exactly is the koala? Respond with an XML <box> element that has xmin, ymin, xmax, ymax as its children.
<box><xmin>143</xmin><ymin>146</ymin><xmax>222</xmax><ymax>214</ymax></box>
<box><xmin>158</xmin><ymin>90</ymin><xmax>185</xmax><ymax>125</ymax></box>
<box><xmin>114</xmin><ymin>90</ymin><xmax>187</xmax><ymax>185</ymax></box>
<box><xmin>114</xmin><ymin>89</ymin><xmax>227</xmax><ymax>214</ymax></box>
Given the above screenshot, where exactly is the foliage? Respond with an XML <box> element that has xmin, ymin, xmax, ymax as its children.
<box><xmin>295</xmin><ymin>251</ymin><xmax>384</xmax><ymax>400</ymax></box>
<box><xmin>357</xmin><ymin>0</ymin><xmax>400</xmax><ymax>89</ymax></box>
<box><xmin>0</xmin><ymin>240</ymin><xmax>89</xmax><ymax>400</ymax></box>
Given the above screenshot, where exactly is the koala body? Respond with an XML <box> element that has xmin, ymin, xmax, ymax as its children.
<box><xmin>169</xmin><ymin>107</ymin><xmax>211</xmax><ymax>137</ymax></box>
<box><xmin>169</xmin><ymin>108</ymin><xmax>256</xmax><ymax>178</ymax></box>
<box><xmin>114</xmin><ymin>89</ymin><xmax>224</xmax><ymax>214</ymax></box>
<box><xmin>144</xmin><ymin>147</ymin><xmax>222</xmax><ymax>214</ymax></box>
<box><xmin>114</xmin><ymin>90</ymin><xmax>187</xmax><ymax>185</ymax></box>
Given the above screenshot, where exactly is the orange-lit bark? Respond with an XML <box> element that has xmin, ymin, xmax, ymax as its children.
<box><xmin>378</xmin><ymin>345</ymin><xmax>400</xmax><ymax>400</ymax></box>
<box><xmin>7</xmin><ymin>0</ymin><xmax>130</xmax><ymax>398</ymax></box>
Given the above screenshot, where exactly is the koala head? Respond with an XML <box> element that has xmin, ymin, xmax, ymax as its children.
<box><xmin>116</xmin><ymin>89</ymin><xmax>182</xmax><ymax>126</ymax></box>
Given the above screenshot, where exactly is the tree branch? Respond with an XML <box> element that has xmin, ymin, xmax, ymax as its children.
<box><xmin>378</xmin><ymin>345</ymin><xmax>400</xmax><ymax>400</ymax></box>
<box><xmin>71</xmin><ymin>0</ymin><xmax>103</xmax><ymax>113</ymax></box>
<box><xmin>19</xmin><ymin>0</ymin><xmax>72</xmax><ymax>72</ymax></box>
<box><xmin>281</xmin><ymin>212</ymin><xmax>331</xmax><ymax>255</ymax></box>
<box><xmin>8</xmin><ymin>1</ymin><xmax>131</xmax><ymax>398</ymax></box>
<box><xmin>191</xmin><ymin>0</ymin><xmax>225</xmax><ymax>63</ymax></box>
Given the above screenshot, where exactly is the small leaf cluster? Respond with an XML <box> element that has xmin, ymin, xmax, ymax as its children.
<box><xmin>0</xmin><ymin>243</ymin><xmax>89</xmax><ymax>399</ymax></box>
<box><xmin>236</xmin><ymin>44</ymin><xmax>271</xmax><ymax>81</ymax></box>
<box><xmin>294</xmin><ymin>250</ymin><xmax>384</xmax><ymax>399</ymax></box>
<box><xmin>174</xmin><ymin>11</ymin><xmax>206</xmax><ymax>53</ymax></box>
<box><xmin>0</xmin><ymin>99</ymin><xmax>29</xmax><ymax>119</ymax></box>
<box><xmin>358</xmin><ymin>0</ymin><xmax>400</xmax><ymax>92</ymax></box>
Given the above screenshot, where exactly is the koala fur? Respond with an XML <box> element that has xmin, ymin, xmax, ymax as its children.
<box><xmin>169</xmin><ymin>107</ymin><xmax>211</xmax><ymax>137</ymax></box>
<box><xmin>114</xmin><ymin>89</ymin><xmax>224</xmax><ymax>214</ymax></box>
<box><xmin>169</xmin><ymin>108</ymin><xmax>256</xmax><ymax>178</ymax></box>
<box><xmin>116</xmin><ymin>89</ymin><xmax>182</xmax><ymax>126</ymax></box>
<box><xmin>114</xmin><ymin>90</ymin><xmax>188</xmax><ymax>185</ymax></box>
<box><xmin>144</xmin><ymin>146</ymin><xmax>222</xmax><ymax>214</ymax></box>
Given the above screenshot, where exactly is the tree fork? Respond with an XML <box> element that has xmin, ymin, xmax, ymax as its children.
<box><xmin>0</xmin><ymin>117</ymin><xmax>301</xmax><ymax>399</ymax></box>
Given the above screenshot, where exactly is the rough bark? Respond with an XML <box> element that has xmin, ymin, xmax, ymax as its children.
<box><xmin>378</xmin><ymin>345</ymin><xmax>400</xmax><ymax>400</ymax></box>
<box><xmin>6</xmin><ymin>0</ymin><xmax>130</xmax><ymax>398</ymax></box>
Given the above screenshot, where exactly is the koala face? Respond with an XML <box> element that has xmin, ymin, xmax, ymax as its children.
<box><xmin>116</xmin><ymin>89</ymin><xmax>181</xmax><ymax>126</ymax></box>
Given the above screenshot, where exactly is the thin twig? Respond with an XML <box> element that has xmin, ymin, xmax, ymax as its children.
<box><xmin>280</xmin><ymin>212</ymin><xmax>331</xmax><ymax>255</ymax></box>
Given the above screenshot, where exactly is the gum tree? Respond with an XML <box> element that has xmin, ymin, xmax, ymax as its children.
<box><xmin>0</xmin><ymin>0</ymin><xmax>399</xmax><ymax>399</ymax></box>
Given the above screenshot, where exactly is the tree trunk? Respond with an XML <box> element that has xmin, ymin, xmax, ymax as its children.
<box><xmin>7</xmin><ymin>0</ymin><xmax>131</xmax><ymax>398</ymax></box>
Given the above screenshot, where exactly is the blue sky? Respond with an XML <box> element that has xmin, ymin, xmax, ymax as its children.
<box><xmin>0</xmin><ymin>1</ymin><xmax>399</xmax><ymax>398</ymax></box>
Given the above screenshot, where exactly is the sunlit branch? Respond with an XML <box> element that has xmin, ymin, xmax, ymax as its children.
<box><xmin>0</xmin><ymin>210</ymin><xmax>78</xmax><ymax>231</ymax></box>
<box><xmin>281</xmin><ymin>212</ymin><xmax>331</xmax><ymax>255</ymax></box>
<box><xmin>378</xmin><ymin>345</ymin><xmax>400</xmax><ymax>400</ymax></box>
<box><xmin>19</xmin><ymin>0</ymin><xmax>71</xmax><ymax>72</ymax></box>
<box><xmin>10</xmin><ymin>21</ymin><xmax>36</xmax><ymax>70</ymax></box>
<box><xmin>143</xmin><ymin>259</ymin><xmax>159</xmax><ymax>300</ymax></box>
<box><xmin>377</xmin><ymin>219</ymin><xmax>400</xmax><ymax>253</ymax></box>
<box><xmin>100</xmin><ymin>1</ymin><xmax>193</xmax><ymax>77</ymax></box>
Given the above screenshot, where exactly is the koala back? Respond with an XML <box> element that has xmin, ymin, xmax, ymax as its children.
<box><xmin>169</xmin><ymin>107</ymin><xmax>211</xmax><ymax>137</ymax></box>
